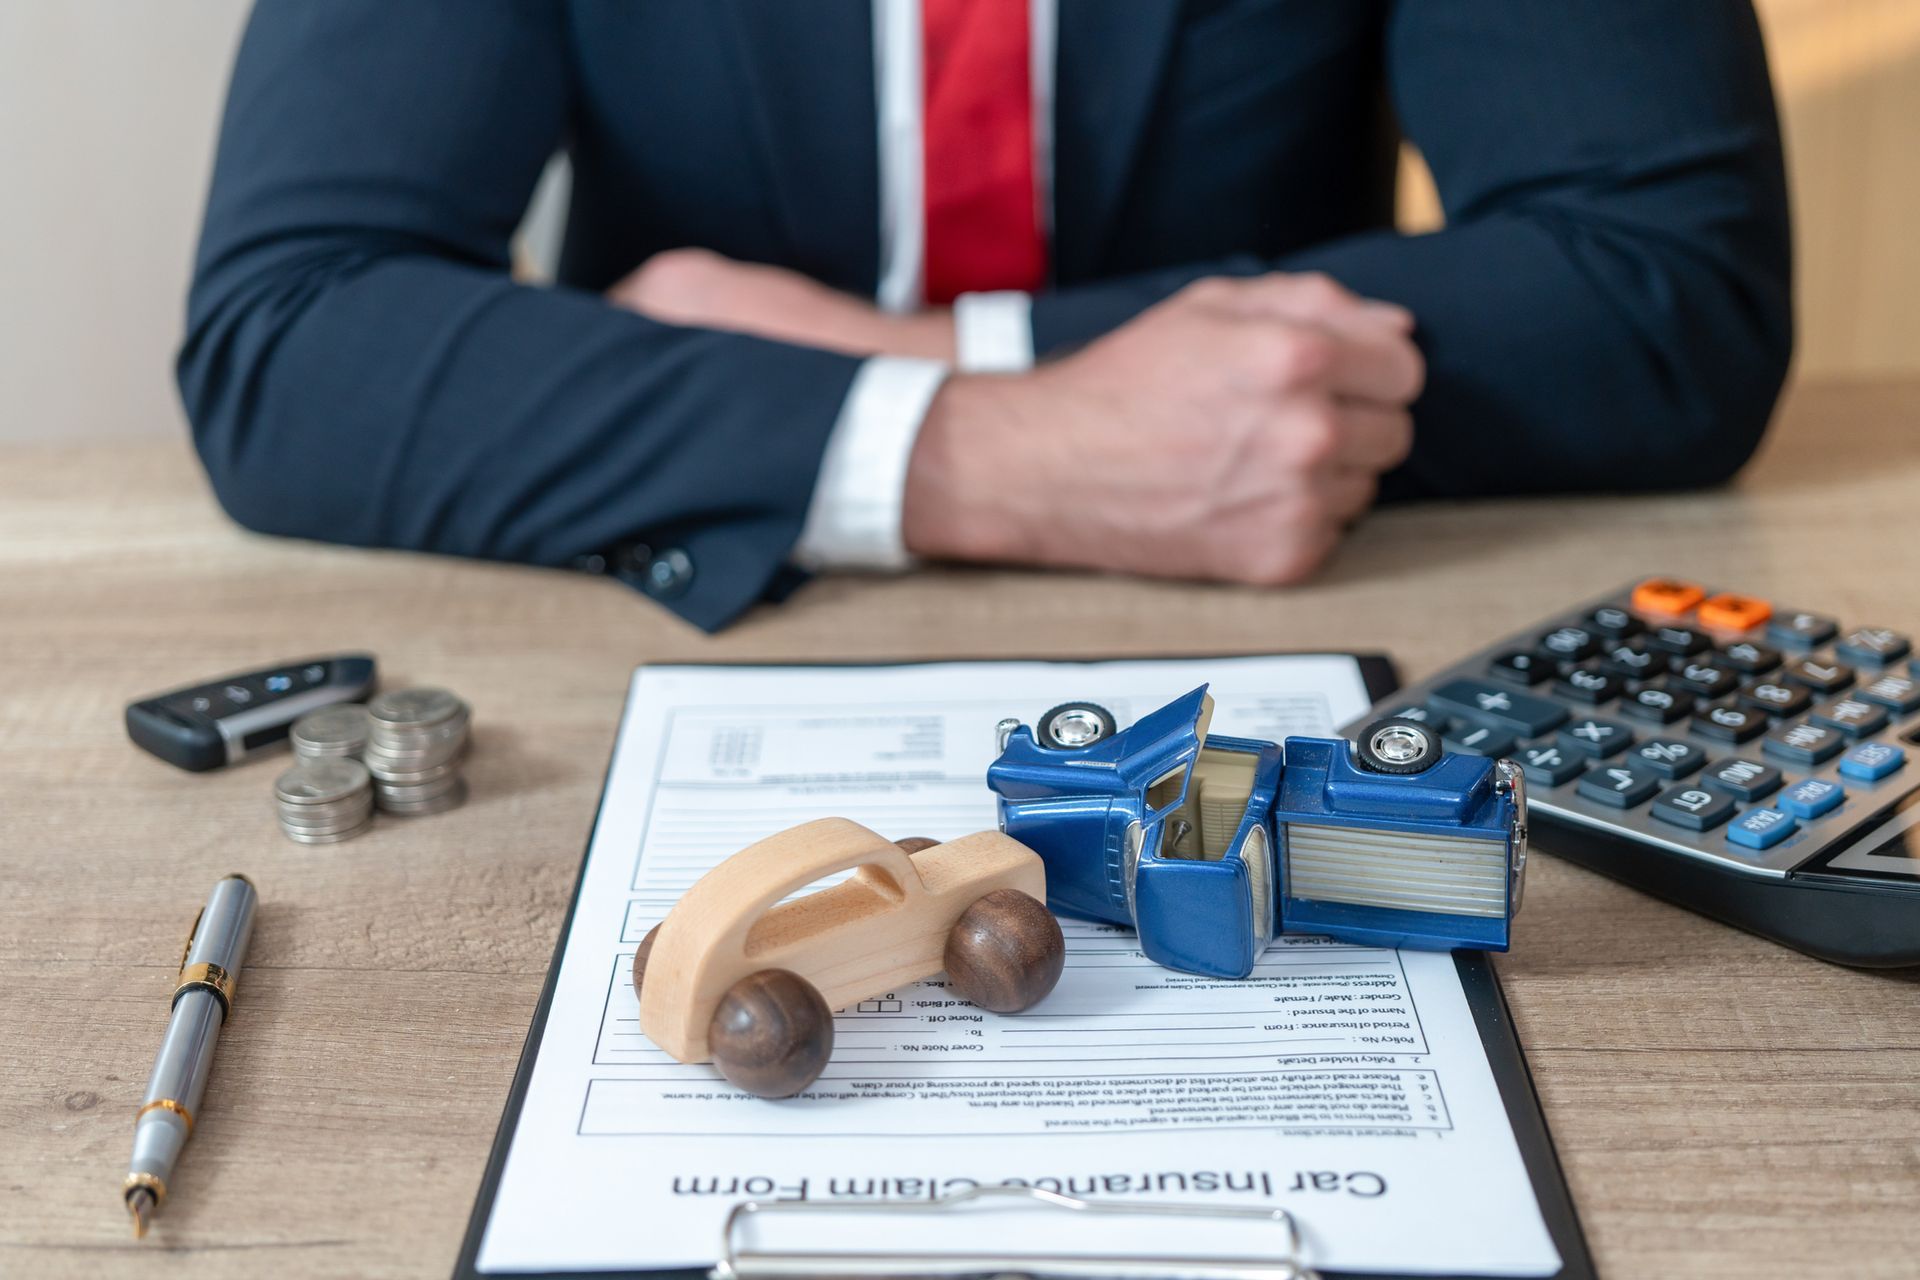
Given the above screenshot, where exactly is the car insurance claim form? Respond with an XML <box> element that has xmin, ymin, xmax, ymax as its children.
<box><xmin>475</xmin><ymin>656</ymin><xmax>1562</xmax><ymax>1277</ymax></box>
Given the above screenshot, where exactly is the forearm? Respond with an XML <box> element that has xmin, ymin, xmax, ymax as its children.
<box><xmin>181</xmin><ymin>0</ymin><xmax>868</xmax><ymax>630</ymax></box>
<box><xmin>179</xmin><ymin>252</ymin><xmax>860</xmax><ymax>631</ymax></box>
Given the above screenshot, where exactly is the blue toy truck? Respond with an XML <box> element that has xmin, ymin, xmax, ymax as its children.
<box><xmin>986</xmin><ymin>687</ymin><xmax>1527</xmax><ymax>977</ymax></box>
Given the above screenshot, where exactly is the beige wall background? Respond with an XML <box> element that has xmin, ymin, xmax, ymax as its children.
<box><xmin>1</xmin><ymin>0</ymin><xmax>1912</xmax><ymax>446</ymax></box>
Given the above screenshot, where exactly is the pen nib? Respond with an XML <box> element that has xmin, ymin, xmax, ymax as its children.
<box><xmin>127</xmin><ymin>1188</ymin><xmax>154</xmax><ymax>1240</ymax></box>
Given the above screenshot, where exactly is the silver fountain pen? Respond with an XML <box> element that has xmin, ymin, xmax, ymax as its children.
<box><xmin>123</xmin><ymin>873</ymin><xmax>258</xmax><ymax>1238</ymax></box>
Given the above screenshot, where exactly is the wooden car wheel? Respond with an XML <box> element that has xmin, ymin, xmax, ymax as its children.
<box><xmin>942</xmin><ymin>889</ymin><xmax>1065</xmax><ymax>1013</ymax></box>
<box><xmin>632</xmin><ymin>923</ymin><xmax>662</xmax><ymax>998</ymax></box>
<box><xmin>707</xmin><ymin>969</ymin><xmax>834</xmax><ymax>1099</ymax></box>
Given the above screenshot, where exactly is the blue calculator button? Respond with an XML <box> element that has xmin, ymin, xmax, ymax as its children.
<box><xmin>1728</xmin><ymin>808</ymin><xmax>1799</xmax><ymax>850</ymax></box>
<box><xmin>1777</xmin><ymin>777</ymin><xmax>1845</xmax><ymax>819</ymax></box>
<box><xmin>1838</xmin><ymin>742</ymin><xmax>1906</xmax><ymax>782</ymax></box>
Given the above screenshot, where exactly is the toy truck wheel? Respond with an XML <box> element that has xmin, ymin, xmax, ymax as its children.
<box><xmin>706</xmin><ymin>969</ymin><xmax>834</xmax><ymax>1099</ymax></box>
<box><xmin>1036</xmin><ymin>701</ymin><xmax>1117</xmax><ymax>749</ymax></box>
<box><xmin>942</xmin><ymin>889</ymin><xmax>1065</xmax><ymax>1013</ymax></box>
<box><xmin>1355</xmin><ymin>716</ymin><xmax>1442</xmax><ymax>775</ymax></box>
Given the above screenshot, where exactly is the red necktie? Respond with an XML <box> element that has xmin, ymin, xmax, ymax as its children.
<box><xmin>920</xmin><ymin>0</ymin><xmax>1047</xmax><ymax>305</ymax></box>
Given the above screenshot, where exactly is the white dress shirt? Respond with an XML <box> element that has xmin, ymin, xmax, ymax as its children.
<box><xmin>793</xmin><ymin>0</ymin><xmax>1055</xmax><ymax>570</ymax></box>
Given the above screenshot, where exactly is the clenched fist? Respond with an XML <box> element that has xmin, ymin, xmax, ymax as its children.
<box><xmin>903</xmin><ymin>274</ymin><xmax>1423</xmax><ymax>585</ymax></box>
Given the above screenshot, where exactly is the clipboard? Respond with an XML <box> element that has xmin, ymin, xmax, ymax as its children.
<box><xmin>452</xmin><ymin>655</ymin><xmax>1596</xmax><ymax>1280</ymax></box>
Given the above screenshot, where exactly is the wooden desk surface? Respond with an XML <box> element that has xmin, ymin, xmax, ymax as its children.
<box><xmin>4</xmin><ymin>377</ymin><xmax>1917</xmax><ymax>1280</ymax></box>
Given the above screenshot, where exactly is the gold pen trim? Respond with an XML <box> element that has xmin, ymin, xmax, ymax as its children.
<box><xmin>135</xmin><ymin>1098</ymin><xmax>194</xmax><ymax>1134</ymax></box>
<box><xmin>174</xmin><ymin>962</ymin><xmax>235</xmax><ymax>1017</ymax></box>
<box><xmin>123</xmin><ymin>1170</ymin><xmax>167</xmax><ymax>1205</ymax></box>
<box><xmin>177</xmin><ymin>907</ymin><xmax>204</xmax><ymax>976</ymax></box>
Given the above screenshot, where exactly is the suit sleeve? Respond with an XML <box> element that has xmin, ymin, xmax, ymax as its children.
<box><xmin>1028</xmin><ymin>0</ymin><xmax>1792</xmax><ymax>499</ymax></box>
<box><xmin>176</xmin><ymin>0</ymin><xmax>861</xmax><ymax>631</ymax></box>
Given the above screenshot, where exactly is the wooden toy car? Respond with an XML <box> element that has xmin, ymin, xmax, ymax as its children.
<box><xmin>633</xmin><ymin>817</ymin><xmax>1064</xmax><ymax>1098</ymax></box>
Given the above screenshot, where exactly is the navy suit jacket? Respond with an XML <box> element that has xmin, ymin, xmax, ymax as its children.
<box><xmin>180</xmin><ymin>0</ymin><xmax>1791</xmax><ymax>631</ymax></box>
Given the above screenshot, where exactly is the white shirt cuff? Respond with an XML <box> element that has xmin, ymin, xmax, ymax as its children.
<box><xmin>793</xmin><ymin>356</ymin><xmax>948</xmax><ymax>571</ymax></box>
<box><xmin>954</xmin><ymin>291</ymin><xmax>1035</xmax><ymax>372</ymax></box>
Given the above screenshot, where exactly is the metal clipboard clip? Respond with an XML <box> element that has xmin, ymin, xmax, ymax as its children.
<box><xmin>711</xmin><ymin>1184</ymin><xmax>1320</xmax><ymax>1280</ymax></box>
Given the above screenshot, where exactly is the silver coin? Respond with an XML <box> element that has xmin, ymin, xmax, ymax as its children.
<box><xmin>368</xmin><ymin>766</ymin><xmax>460</xmax><ymax>787</ymax></box>
<box><xmin>276</xmin><ymin>797</ymin><xmax>374</xmax><ymax>824</ymax></box>
<box><xmin>370</xmin><ymin>699</ymin><xmax>468</xmax><ymax>730</ymax></box>
<box><xmin>274</xmin><ymin>805</ymin><xmax>374</xmax><ymax>825</ymax></box>
<box><xmin>274</xmin><ymin>758</ymin><xmax>372</xmax><ymax>805</ymax></box>
<box><xmin>377</xmin><ymin>779</ymin><xmax>468</xmax><ymax>815</ymax></box>
<box><xmin>290</xmin><ymin>703</ymin><xmax>373</xmax><ymax>751</ymax></box>
<box><xmin>367</xmin><ymin>724</ymin><xmax>470</xmax><ymax>758</ymax></box>
<box><xmin>373</xmin><ymin>777</ymin><xmax>462</xmax><ymax>802</ymax></box>
<box><xmin>368</xmin><ymin>688</ymin><xmax>464</xmax><ymax>729</ymax></box>
<box><xmin>278</xmin><ymin>821</ymin><xmax>369</xmax><ymax>838</ymax></box>
<box><xmin>364</xmin><ymin>744</ymin><xmax>463</xmax><ymax>770</ymax></box>
<box><xmin>366</xmin><ymin>755</ymin><xmax>467</xmax><ymax>779</ymax></box>
<box><xmin>292</xmin><ymin>742</ymin><xmax>361</xmax><ymax>761</ymax></box>
<box><xmin>280</xmin><ymin>818</ymin><xmax>374</xmax><ymax>845</ymax></box>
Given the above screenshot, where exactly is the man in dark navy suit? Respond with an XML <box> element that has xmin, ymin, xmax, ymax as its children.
<box><xmin>180</xmin><ymin>1</ymin><xmax>1791</xmax><ymax>631</ymax></box>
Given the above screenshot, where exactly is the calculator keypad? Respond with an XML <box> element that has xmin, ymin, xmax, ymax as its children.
<box><xmin>1369</xmin><ymin>578</ymin><xmax>1920</xmax><ymax>884</ymax></box>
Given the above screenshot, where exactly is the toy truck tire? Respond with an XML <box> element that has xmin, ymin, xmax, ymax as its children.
<box><xmin>1354</xmin><ymin>716</ymin><xmax>1443</xmax><ymax>774</ymax></box>
<box><xmin>1035</xmin><ymin>701</ymin><xmax>1118</xmax><ymax>749</ymax></box>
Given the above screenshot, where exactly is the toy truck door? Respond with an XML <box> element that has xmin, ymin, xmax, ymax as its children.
<box><xmin>1112</xmin><ymin>685</ymin><xmax>1214</xmax><ymax>803</ymax></box>
<box><xmin>1114</xmin><ymin>688</ymin><xmax>1273</xmax><ymax>978</ymax></box>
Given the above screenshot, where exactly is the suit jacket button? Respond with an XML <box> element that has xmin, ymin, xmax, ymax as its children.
<box><xmin>644</xmin><ymin>548</ymin><xmax>694</xmax><ymax>599</ymax></box>
<box><xmin>609</xmin><ymin>541</ymin><xmax>653</xmax><ymax>577</ymax></box>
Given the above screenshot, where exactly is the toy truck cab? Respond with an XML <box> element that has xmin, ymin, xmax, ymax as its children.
<box><xmin>988</xmin><ymin>687</ymin><xmax>1526</xmax><ymax>977</ymax></box>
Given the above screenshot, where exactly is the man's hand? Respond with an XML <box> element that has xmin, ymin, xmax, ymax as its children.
<box><xmin>902</xmin><ymin>274</ymin><xmax>1421</xmax><ymax>586</ymax></box>
<box><xmin>607</xmin><ymin>247</ymin><xmax>955</xmax><ymax>360</ymax></box>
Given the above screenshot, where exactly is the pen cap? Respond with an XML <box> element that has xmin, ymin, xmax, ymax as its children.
<box><xmin>183</xmin><ymin>875</ymin><xmax>258</xmax><ymax>980</ymax></box>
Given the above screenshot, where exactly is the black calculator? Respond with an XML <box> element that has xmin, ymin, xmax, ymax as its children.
<box><xmin>1346</xmin><ymin>578</ymin><xmax>1920</xmax><ymax>968</ymax></box>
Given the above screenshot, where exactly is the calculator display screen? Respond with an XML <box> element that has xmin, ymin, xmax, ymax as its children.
<box><xmin>1824</xmin><ymin>790</ymin><xmax>1920</xmax><ymax>881</ymax></box>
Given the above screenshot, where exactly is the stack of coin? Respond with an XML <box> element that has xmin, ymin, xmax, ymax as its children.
<box><xmin>274</xmin><ymin>758</ymin><xmax>375</xmax><ymax>843</ymax></box>
<box><xmin>364</xmin><ymin>687</ymin><xmax>471</xmax><ymax>816</ymax></box>
<box><xmin>289</xmin><ymin>703</ymin><xmax>373</xmax><ymax>760</ymax></box>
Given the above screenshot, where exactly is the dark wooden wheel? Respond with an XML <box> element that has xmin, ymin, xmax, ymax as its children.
<box><xmin>943</xmin><ymin>889</ymin><xmax>1064</xmax><ymax>1013</ymax></box>
<box><xmin>631</xmin><ymin>923</ymin><xmax>662</xmax><ymax>998</ymax></box>
<box><xmin>707</xmin><ymin>969</ymin><xmax>834</xmax><ymax>1098</ymax></box>
<box><xmin>893</xmin><ymin>836</ymin><xmax>939</xmax><ymax>853</ymax></box>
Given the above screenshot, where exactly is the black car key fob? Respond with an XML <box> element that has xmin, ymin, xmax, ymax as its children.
<box><xmin>125</xmin><ymin>654</ymin><xmax>378</xmax><ymax>771</ymax></box>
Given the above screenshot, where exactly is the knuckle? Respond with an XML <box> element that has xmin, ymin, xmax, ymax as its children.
<box><xmin>1178</xmin><ymin>276</ymin><xmax>1237</xmax><ymax>309</ymax></box>
<box><xmin>1290</xmin><ymin>271</ymin><xmax>1352</xmax><ymax>311</ymax></box>
<box><xmin>1284</xmin><ymin>404</ymin><xmax>1342</xmax><ymax>468</ymax></box>
<box><xmin>638</xmin><ymin>246</ymin><xmax>718</xmax><ymax>291</ymax></box>
<box><xmin>1402</xmin><ymin>345</ymin><xmax>1430</xmax><ymax>401</ymax></box>
<box><xmin>1269</xmin><ymin>329</ymin><xmax>1335</xmax><ymax>386</ymax></box>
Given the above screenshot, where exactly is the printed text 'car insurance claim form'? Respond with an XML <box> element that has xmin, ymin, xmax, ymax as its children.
<box><xmin>476</xmin><ymin>656</ymin><xmax>1561</xmax><ymax>1276</ymax></box>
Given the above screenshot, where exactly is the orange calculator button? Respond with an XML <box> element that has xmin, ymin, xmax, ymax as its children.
<box><xmin>1631</xmin><ymin>578</ymin><xmax>1706</xmax><ymax>617</ymax></box>
<box><xmin>1697</xmin><ymin>593</ymin><xmax>1772</xmax><ymax>632</ymax></box>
